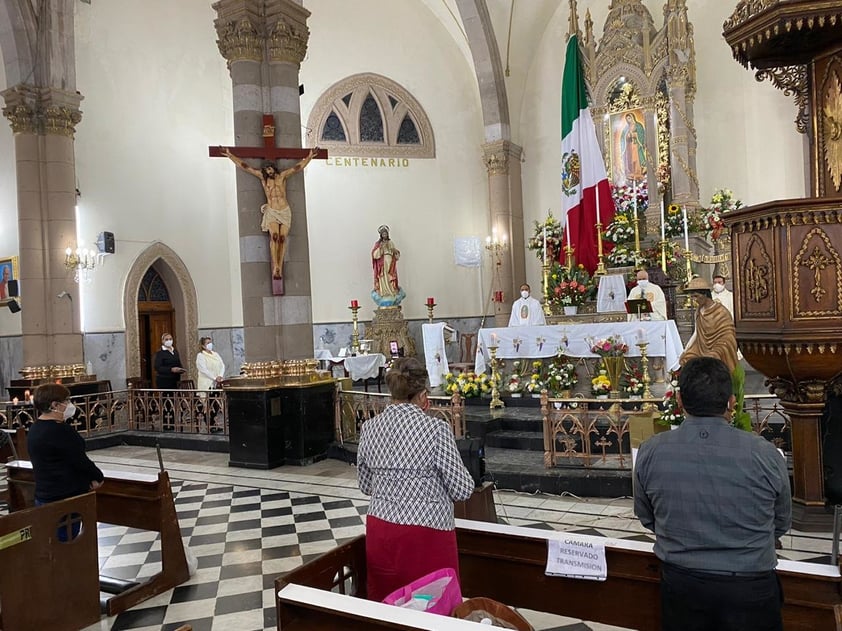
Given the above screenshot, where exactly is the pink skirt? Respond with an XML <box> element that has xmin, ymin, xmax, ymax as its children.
<box><xmin>365</xmin><ymin>514</ymin><xmax>460</xmax><ymax>602</ymax></box>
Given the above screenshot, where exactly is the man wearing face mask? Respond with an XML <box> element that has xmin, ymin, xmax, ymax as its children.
<box><xmin>28</xmin><ymin>384</ymin><xmax>104</xmax><ymax>516</ymax></box>
<box><xmin>626</xmin><ymin>270</ymin><xmax>667</xmax><ymax>321</ymax></box>
<box><xmin>508</xmin><ymin>283</ymin><xmax>546</xmax><ymax>326</ymax></box>
<box><xmin>711</xmin><ymin>274</ymin><xmax>734</xmax><ymax>319</ymax></box>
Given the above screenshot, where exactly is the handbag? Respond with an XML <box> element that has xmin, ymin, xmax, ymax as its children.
<box><xmin>382</xmin><ymin>567</ymin><xmax>462</xmax><ymax>616</ymax></box>
<box><xmin>452</xmin><ymin>597</ymin><xmax>535</xmax><ymax>630</ymax></box>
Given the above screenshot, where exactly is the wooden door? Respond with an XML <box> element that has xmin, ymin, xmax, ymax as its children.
<box><xmin>139</xmin><ymin>305</ymin><xmax>174</xmax><ymax>388</ymax></box>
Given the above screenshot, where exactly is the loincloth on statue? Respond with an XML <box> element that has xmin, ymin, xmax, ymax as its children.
<box><xmin>260</xmin><ymin>203</ymin><xmax>291</xmax><ymax>232</ymax></box>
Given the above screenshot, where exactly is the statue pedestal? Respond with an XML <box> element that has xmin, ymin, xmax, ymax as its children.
<box><xmin>366</xmin><ymin>306</ymin><xmax>416</xmax><ymax>358</ymax></box>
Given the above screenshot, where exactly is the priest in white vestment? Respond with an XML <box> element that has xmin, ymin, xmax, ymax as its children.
<box><xmin>712</xmin><ymin>274</ymin><xmax>734</xmax><ymax>318</ymax></box>
<box><xmin>508</xmin><ymin>284</ymin><xmax>546</xmax><ymax>326</ymax></box>
<box><xmin>626</xmin><ymin>270</ymin><xmax>667</xmax><ymax>321</ymax></box>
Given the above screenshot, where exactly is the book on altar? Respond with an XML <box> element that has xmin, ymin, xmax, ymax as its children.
<box><xmin>625</xmin><ymin>299</ymin><xmax>652</xmax><ymax>317</ymax></box>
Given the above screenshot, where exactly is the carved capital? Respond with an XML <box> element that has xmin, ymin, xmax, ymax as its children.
<box><xmin>767</xmin><ymin>376</ymin><xmax>827</xmax><ymax>404</ymax></box>
<box><xmin>481</xmin><ymin>140</ymin><xmax>521</xmax><ymax>176</ymax></box>
<box><xmin>268</xmin><ymin>16</ymin><xmax>309</xmax><ymax>65</ymax></box>
<box><xmin>215</xmin><ymin>17</ymin><xmax>263</xmax><ymax>63</ymax></box>
<box><xmin>755</xmin><ymin>65</ymin><xmax>810</xmax><ymax>134</ymax></box>
<box><xmin>1</xmin><ymin>85</ymin><xmax>83</xmax><ymax>136</ymax></box>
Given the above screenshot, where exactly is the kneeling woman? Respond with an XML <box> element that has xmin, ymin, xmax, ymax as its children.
<box><xmin>357</xmin><ymin>357</ymin><xmax>474</xmax><ymax>601</ymax></box>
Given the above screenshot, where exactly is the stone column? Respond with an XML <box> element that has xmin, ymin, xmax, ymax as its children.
<box><xmin>1</xmin><ymin>85</ymin><xmax>84</xmax><ymax>367</ymax></box>
<box><xmin>482</xmin><ymin>140</ymin><xmax>524</xmax><ymax>327</ymax></box>
<box><xmin>667</xmin><ymin>73</ymin><xmax>700</xmax><ymax>208</ymax></box>
<box><xmin>213</xmin><ymin>0</ymin><xmax>314</xmax><ymax>361</ymax></box>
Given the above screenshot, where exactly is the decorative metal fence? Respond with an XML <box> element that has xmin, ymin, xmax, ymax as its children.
<box><xmin>543</xmin><ymin>394</ymin><xmax>791</xmax><ymax>470</ymax></box>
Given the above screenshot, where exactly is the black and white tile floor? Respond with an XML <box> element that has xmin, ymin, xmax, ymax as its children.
<box><xmin>4</xmin><ymin>446</ymin><xmax>834</xmax><ymax>631</ymax></box>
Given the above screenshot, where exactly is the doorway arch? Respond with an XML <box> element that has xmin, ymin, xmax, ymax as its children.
<box><xmin>124</xmin><ymin>242</ymin><xmax>198</xmax><ymax>385</ymax></box>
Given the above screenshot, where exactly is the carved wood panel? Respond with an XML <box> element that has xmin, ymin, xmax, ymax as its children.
<box><xmin>735</xmin><ymin>231</ymin><xmax>777</xmax><ymax>322</ymax></box>
<box><xmin>789</xmin><ymin>225</ymin><xmax>842</xmax><ymax>319</ymax></box>
<box><xmin>814</xmin><ymin>49</ymin><xmax>842</xmax><ymax>198</ymax></box>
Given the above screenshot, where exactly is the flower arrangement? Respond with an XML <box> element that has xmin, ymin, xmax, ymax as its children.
<box><xmin>658</xmin><ymin>374</ymin><xmax>684</xmax><ymax>426</ymax></box>
<box><xmin>702</xmin><ymin>188</ymin><xmax>742</xmax><ymax>241</ymax></box>
<box><xmin>611</xmin><ymin>181</ymin><xmax>648</xmax><ymax>215</ymax></box>
<box><xmin>443</xmin><ymin>371</ymin><xmax>492</xmax><ymax>398</ymax></box>
<box><xmin>589</xmin><ymin>335</ymin><xmax>629</xmax><ymax>358</ymax></box>
<box><xmin>640</xmin><ymin>242</ymin><xmax>688</xmax><ymax>284</ymax></box>
<box><xmin>525</xmin><ymin>360</ymin><xmax>545</xmax><ymax>395</ymax></box>
<box><xmin>663</xmin><ymin>203</ymin><xmax>684</xmax><ymax>239</ymax></box>
<box><xmin>606</xmin><ymin>243</ymin><xmax>644</xmax><ymax>267</ymax></box>
<box><xmin>527</xmin><ymin>215</ymin><xmax>564</xmax><ymax>262</ymax></box>
<box><xmin>604</xmin><ymin>209</ymin><xmax>636</xmax><ymax>244</ymax></box>
<box><xmin>506</xmin><ymin>360</ymin><xmax>524</xmax><ymax>395</ymax></box>
<box><xmin>622</xmin><ymin>366</ymin><xmax>645</xmax><ymax>397</ymax></box>
<box><xmin>591</xmin><ymin>370</ymin><xmax>611</xmax><ymax>397</ymax></box>
<box><xmin>546</xmin><ymin>357</ymin><xmax>577</xmax><ymax>396</ymax></box>
<box><xmin>547</xmin><ymin>263</ymin><xmax>594</xmax><ymax>307</ymax></box>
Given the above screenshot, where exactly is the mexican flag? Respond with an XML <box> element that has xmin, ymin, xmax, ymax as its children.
<box><xmin>560</xmin><ymin>34</ymin><xmax>614</xmax><ymax>273</ymax></box>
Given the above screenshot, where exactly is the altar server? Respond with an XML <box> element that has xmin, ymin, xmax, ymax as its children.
<box><xmin>508</xmin><ymin>283</ymin><xmax>546</xmax><ymax>326</ymax></box>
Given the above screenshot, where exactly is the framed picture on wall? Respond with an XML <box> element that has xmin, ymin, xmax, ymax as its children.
<box><xmin>609</xmin><ymin>107</ymin><xmax>648</xmax><ymax>186</ymax></box>
<box><xmin>0</xmin><ymin>256</ymin><xmax>19</xmax><ymax>305</ymax></box>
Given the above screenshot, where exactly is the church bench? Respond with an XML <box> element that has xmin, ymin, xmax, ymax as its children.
<box><xmin>4</xmin><ymin>459</ymin><xmax>189</xmax><ymax>616</ymax></box>
<box><xmin>275</xmin><ymin>519</ymin><xmax>842</xmax><ymax>631</ymax></box>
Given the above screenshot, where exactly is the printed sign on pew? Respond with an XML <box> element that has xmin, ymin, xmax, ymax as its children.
<box><xmin>545</xmin><ymin>535</ymin><xmax>607</xmax><ymax>581</ymax></box>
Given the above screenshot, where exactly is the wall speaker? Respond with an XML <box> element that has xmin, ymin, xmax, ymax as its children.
<box><xmin>7</xmin><ymin>299</ymin><xmax>21</xmax><ymax>313</ymax></box>
<box><xmin>7</xmin><ymin>279</ymin><xmax>18</xmax><ymax>297</ymax></box>
<box><xmin>97</xmin><ymin>231</ymin><xmax>115</xmax><ymax>254</ymax></box>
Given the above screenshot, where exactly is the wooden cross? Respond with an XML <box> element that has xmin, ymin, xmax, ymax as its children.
<box><xmin>209</xmin><ymin>114</ymin><xmax>328</xmax><ymax>295</ymax></box>
<box><xmin>208</xmin><ymin>114</ymin><xmax>329</xmax><ymax>161</ymax></box>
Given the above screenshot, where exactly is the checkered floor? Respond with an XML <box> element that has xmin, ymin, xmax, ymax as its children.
<box><xmin>3</xmin><ymin>446</ymin><xmax>837</xmax><ymax>631</ymax></box>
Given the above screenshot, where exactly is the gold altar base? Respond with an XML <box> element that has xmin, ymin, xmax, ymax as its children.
<box><xmin>366</xmin><ymin>305</ymin><xmax>416</xmax><ymax>357</ymax></box>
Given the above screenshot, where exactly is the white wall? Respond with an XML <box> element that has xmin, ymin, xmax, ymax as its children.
<box><xmin>73</xmin><ymin>0</ymin><xmax>240</xmax><ymax>332</ymax></box>
<box><xmin>0</xmin><ymin>47</ymin><xmax>21</xmax><ymax>336</ymax></box>
<box><xmin>516</xmin><ymin>0</ymin><xmax>806</xmax><ymax>285</ymax></box>
<box><xmin>301</xmin><ymin>0</ymin><xmax>488</xmax><ymax>323</ymax></box>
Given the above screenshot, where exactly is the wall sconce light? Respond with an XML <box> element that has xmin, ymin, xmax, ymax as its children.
<box><xmin>65</xmin><ymin>246</ymin><xmax>98</xmax><ymax>283</ymax></box>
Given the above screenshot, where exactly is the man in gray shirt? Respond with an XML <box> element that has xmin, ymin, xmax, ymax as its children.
<box><xmin>634</xmin><ymin>357</ymin><xmax>791</xmax><ymax>631</ymax></box>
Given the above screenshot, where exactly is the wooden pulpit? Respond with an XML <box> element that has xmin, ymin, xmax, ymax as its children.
<box><xmin>723</xmin><ymin>1</ymin><xmax>842</xmax><ymax>529</ymax></box>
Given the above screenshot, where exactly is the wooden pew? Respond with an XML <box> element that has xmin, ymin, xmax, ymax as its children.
<box><xmin>5</xmin><ymin>460</ymin><xmax>189</xmax><ymax>616</ymax></box>
<box><xmin>275</xmin><ymin>519</ymin><xmax>842</xmax><ymax>631</ymax></box>
<box><xmin>0</xmin><ymin>493</ymin><xmax>100</xmax><ymax>631</ymax></box>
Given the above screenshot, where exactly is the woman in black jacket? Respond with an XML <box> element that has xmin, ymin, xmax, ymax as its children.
<box><xmin>153</xmin><ymin>332</ymin><xmax>186</xmax><ymax>389</ymax></box>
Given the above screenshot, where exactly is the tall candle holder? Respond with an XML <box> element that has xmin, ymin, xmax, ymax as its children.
<box><xmin>542</xmin><ymin>261</ymin><xmax>552</xmax><ymax>316</ymax></box>
<box><xmin>636</xmin><ymin>340</ymin><xmax>654</xmax><ymax>408</ymax></box>
<box><xmin>349</xmin><ymin>305</ymin><xmax>361</xmax><ymax>355</ymax></box>
<box><xmin>659</xmin><ymin>239</ymin><xmax>669</xmax><ymax>274</ymax></box>
<box><xmin>426</xmin><ymin>301</ymin><xmax>437</xmax><ymax>323</ymax></box>
<box><xmin>595</xmin><ymin>222</ymin><xmax>607</xmax><ymax>276</ymax></box>
<box><xmin>488</xmin><ymin>346</ymin><xmax>505</xmax><ymax>410</ymax></box>
<box><xmin>684</xmin><ymin>255</ymin><xmax>694</xmax><ymax>307</ymax></box>
<box><xmin>564</xmin><ymin>243</ymin><xmax>575</xmax><ymax>271</ymax></box>
<box><xmin>632</xmin><ymin>213</ymin><xmax>642</xmax><ymax>259</ymax></box>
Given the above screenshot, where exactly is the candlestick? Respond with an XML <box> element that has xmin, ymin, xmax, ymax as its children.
<box><xmin>427</xmin><ymin>297</ymin><xmax>435</xmax><ymax>306</ymax></box>
<box><xmin>490</xmin><ymin>332</ymin><xmax>498</xmax><ymax>346</ymax></box>
<box><xmin>595</xmin><ymin>189</ymin><xmax>601</xmax><ymax>225</ymax></box>
<box><xmin>636</xmin><ymin>340</ymin><xmax>654</xmax><ymax>406</ymax></box>
<box><xmin>564</xmin><ymin>243</ymin><xmax>574</xmax><ymax>271</ymax></box>
<box><xmin>542</xmin><ymin>261</ymin><xmax>552</xmax><ymax>316</ymax></box>
<box><xmin>542</xmin><ymin>226</ymin><xmax>547</xmax><ymax>263</ymax></box>
<box><xmin>660</xmin><ymin>198</ymin><xmax>666</xmax><ymax>241</ymax></box>
<box><xmin>682</xmin><ymin>205</ymin><xmax>690</xmax><ymax>251</ymax></box>
<box><xmin>488</xmin><ymin>345</ymin><xmax>505</xmax><ymax>410</ymax></box>
<box><xmin>426</xmin><ymin>300</ymin><xmax>437</xmax><ymax>323</ymax></box>
<box><xmin>350</xmin><ymin>299</ymin><xmax>358</xmax><ymax>308</ymax></box>
<box><xmin>595</xmin><ymin>222</ymin><xmax>607</xmax><ymax>276</ymax></box>
<box><xmin>659</xmin><ymin>239</ymin><xmax>668</xmax><ymax>274</ymax></box>
<box><xmin>348</xmin><ymin>304</ymin><xmax>361</xmax><ymax>354</ymax></box>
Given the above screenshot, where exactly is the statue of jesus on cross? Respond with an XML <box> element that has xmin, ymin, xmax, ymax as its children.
<box><xmin>220</xmin><ymin>146</ymin><xmax>318</xmax><ymax>284</ymax></box>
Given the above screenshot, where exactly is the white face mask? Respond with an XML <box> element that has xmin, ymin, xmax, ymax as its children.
<box><xmin>205</xmin><ymin>342</ymin><xmax>214</xmax><ymax>351</ymax></box>
<box><xmin>712</xmin><ymin>283</ymin><xmax>725</xmax><ymax>293</ymax></box>
<box><xmin>164</xmin><ymin>339</ymin><xmax>173</xmax><ymax>348</ymax></box>
<box><xmin>520</xmin><ymin>290</ymin><xmax>529</xmax><ymax>299</ymax></box>
<box><xmin>62</xmin><ymin>402</ymin><xmax>76</xmax><ymax>420</ymax></box>
<box><xmin>637</xmin><ymin>279</ymin><xmax>648</xmax><ymax>288</ymax></box>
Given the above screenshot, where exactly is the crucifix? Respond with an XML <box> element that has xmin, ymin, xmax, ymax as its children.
<box><xmin>210</xmin><ymin>114</ymin><xmax>328</xmax><ymax>295</ymax></box>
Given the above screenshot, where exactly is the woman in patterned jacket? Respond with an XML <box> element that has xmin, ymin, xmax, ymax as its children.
<box><xmin>357</xmin><ymin>357</ymin><xmax>475</xmax><ymax>601</ymax></box>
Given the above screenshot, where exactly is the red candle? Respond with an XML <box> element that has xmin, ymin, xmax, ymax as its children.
<box><xmin>427</xmin><ymin>297</ymin><xmax>435</xmax><ymax>306</ymax></box>
<box><xmin>350</xmin><ymin>299</ymin><xmax>359</xmax><ymax>308</ymax></box>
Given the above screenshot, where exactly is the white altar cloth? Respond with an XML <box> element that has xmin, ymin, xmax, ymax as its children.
<box><xmin>342</xmin><ymin>354</ymin><xmax>386</xmax><ymax>381</ymax></box>
<box><xmin>474</xmin><ymin>321</ymin><xmax>684</xmax><ymax>374</ymax></box>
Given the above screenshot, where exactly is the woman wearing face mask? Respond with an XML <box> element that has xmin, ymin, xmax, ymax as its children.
<box><xmin>28</xmin><ymin>384</ymin><xmax>104</xmax><ymax>510</ymax></box>
<box><xmin>154</xmin><ymin>332</ymin><xmax>186</xmax><ymax>389</ymax></box>
<box><xmin>196</xmin><ymin>337</ymin><xmax>225</xmax><ymax>392</ymax></box>
<box><xmin>357</xmin><ymin>357</ymin><xmax>475</xmax><ymax>601</ymax></box>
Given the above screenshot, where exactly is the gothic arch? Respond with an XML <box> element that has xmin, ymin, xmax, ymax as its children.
<box><xmin>0</xmin><ymin>0</ymin><xmax>37</xmax><ymax>87</ymax></box>
<box><xmin>123</xmin><ymin>242</ymin><xmax>198</xmax><ymax>383</ymax></box>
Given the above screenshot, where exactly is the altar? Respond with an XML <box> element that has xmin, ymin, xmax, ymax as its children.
<box><xmin>474</xmin><ymin>321</ymin><xmax>684</xmax><ymax>374</ymax></box>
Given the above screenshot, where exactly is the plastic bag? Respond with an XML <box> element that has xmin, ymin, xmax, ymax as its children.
<box><xmin>382</xmin><ymin>567</ymin><xmax>462</xmax><ymax>616</ymax></box>
<box><xmin>453</xmin><ymin>597</ymin><xmax>535</xmax><ymax>630</ymax></box>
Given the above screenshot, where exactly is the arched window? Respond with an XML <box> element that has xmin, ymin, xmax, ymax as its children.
<box><xmin>138</xmin><ymin>268</ymin><xmax>170</xmax><ymax>302</ymax></box>
<box><xmin>307</xmin><ymin>73</ymin><xmax>435</xmax><ymax>158</ymax></box>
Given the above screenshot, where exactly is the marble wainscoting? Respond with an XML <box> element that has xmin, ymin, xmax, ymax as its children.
<box><xmin>0</xmin><ymin>335</ymin><xmax>23</xmax><ymax>399</ymax></box>
<box><xmin>312</xmin><ymin>316</ymin><xmax>483</xmax><ymax>365</ymax></box>
<box><xmin>198</xmin><ymin>327</ymin><xmax>245</xmax><ymax>378</ymax></box>
<box><xmin>84</xmin><ymin>332</ymin><xmax>127</xmax><ymax>389</ymax></box>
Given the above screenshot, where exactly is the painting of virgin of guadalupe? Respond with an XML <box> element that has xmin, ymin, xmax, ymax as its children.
<box><xmin>0</xmin><ymin>256</ymin><xmax>18</xmax><ymax>305</ymax></box>
<box><xmin>610</xmin><ymin>108</ymin><xmax>647</xmax><ymax>185</ymax></box>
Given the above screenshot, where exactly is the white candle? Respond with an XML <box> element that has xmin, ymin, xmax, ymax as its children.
<box><xmin>632</xmin><ymin>180</ymin><xmax>637</xmax><ymax>216</ymax></box>
<box><xmin>595</xmin><ymin>190</ymin><xmax>601</xmax><ymax>225</ymax></box>
<box><xmin>660</xmin><ymin>198</ymin><xmax>666</xmax><ymax>240</ymax></box>
<box><xmin>682</xmin><ymin>205</ymin><xmax>690</xmax><ymax>251</ymax></box>
<box><xmin>491</xmin><ymin>333</ymin><xmax>498</xmax><ymax>346</ymax></box>
<box><xmin>543</xmin><ymin>226</ymin><xmax>547</xmax><ymax>263</ymax></box>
